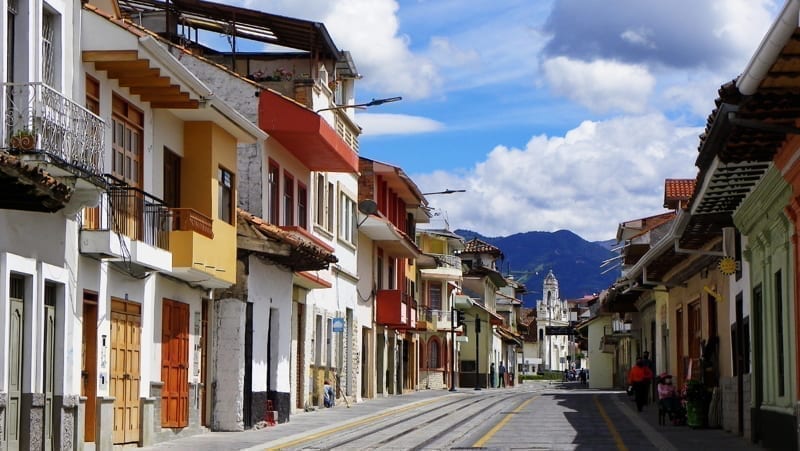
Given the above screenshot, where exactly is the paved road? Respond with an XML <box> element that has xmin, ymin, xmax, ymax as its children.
<box><xmin>141</xmin><ymin>381</ymin><xmax>762</xmax><ymax>450</ymax></box>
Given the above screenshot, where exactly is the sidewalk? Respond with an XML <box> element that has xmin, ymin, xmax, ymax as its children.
<box><xmin>556</xmin><ymin>381</ymin><xmax>762</xmax><ymax>450</ymax></box>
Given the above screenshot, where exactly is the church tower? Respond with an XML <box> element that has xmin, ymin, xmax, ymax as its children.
<box><xmin>536</xmin><ymin>270</ymin><xmax>568</xmax><ymax>371</ymax></box>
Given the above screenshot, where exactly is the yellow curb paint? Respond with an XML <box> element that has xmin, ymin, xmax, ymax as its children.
<box><xmin>264</xmin><ymin>397</ymin><xmax>445</xmax><ymax>451</ymax></box>
<box><xmin>472</xmin><ymin>396</ymin><xmax>538</xmax><ymax>448</ymax></box>
<box><xmin>594</xmin><ymin>395</ymin><xmax>629</xmax><ymax>451</ymax></box>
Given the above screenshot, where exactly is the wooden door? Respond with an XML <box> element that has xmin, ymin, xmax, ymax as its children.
<box><xmin>43</xmin><ymin>285</ymin><xmax>56</xmax><ymax>451</ymax></box>
<box><xmin>161</xmin><ymin>299</ymin><xmax>189</xmax><ymax>428</ymax></box>
<box><xmin>111</xmin><ymin>299</ymin><xmax>141</xmax><ymax>444</ymax></box>
<box><xmin>7</xmin><ymin>293</ymin><xmax>24</xmax><ymax>451</ymax></box>
<box><xmin>81</xmin><ymin>294</ymin><xmax>98</xmax><ymax>443</ymax></box>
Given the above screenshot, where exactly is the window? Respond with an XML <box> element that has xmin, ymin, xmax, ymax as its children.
<box><xmin>338</xmin><ymin>191</ymin><xmax>356</xmax><ymax>245</ymax></box>
<box><xmin>283</xmin><ymin>171</ymin><xmax>294</xmax><ymax>226</ymax></box>
<box><xmin>429</xmin><ymin>283</ymin><xmax>442</xmax><ymax>310</ymax></box>
<box><xmin>298</xmin><ymin>183</ymin><xmax>308</xmax><ymax>229</ymax></box>
<box><xmin>163</xmin><ymin>149</ymin><xmax>181</xmax><ymax>208</ymax></box>
<box><xmin>42</xmin><ymin>10</ymin><xmax>57</xmax><ymax>87</ymax></box>
<box><xmin>268</xmin><ymin>160</ymin><xmax>279</xmax><ymax>224</ymax></box>
<box><xmin>314</xmin><ymin>173</ymin><xmax>334</xmax><ymax>232</ymax></box>
<box><xmin>111</xmin><ymin>95</ymin><xmax>144</xmax><ymax>187</ymax></box>
<box><xmin>85</xmin><ymin>76</ymin><xmax>100</xmax><ymax>114</ymax></box>
<box><xmin>218</xmin><ymin>167</ymin><xmax>234</xmax><ymax>224</ymax></box>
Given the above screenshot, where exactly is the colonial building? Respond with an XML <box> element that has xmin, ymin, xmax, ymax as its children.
<box><xmin>536</xmin><ymin>270</ymin><xmax>569</xmax><ymax>372</ymax></box>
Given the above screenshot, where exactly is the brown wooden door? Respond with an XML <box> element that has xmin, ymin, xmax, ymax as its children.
<box><xmin>161</xmin><ymin>299</ymin><xmax>189</xmax><ymax>427</ymax></box>
<box><xmin>111</xmin><ymin>299</ymin><xmax>141</xmax><ymax>444</ymax></box>
<box><xmin>81</xmin><ymin>294</ymin><xmax>98</xmax><ymax>443</ymax></box>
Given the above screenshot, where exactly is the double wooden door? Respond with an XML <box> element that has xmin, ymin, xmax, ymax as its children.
<box><xmin>111</xmin><ymin>299</ymin><xmax>141</xmax><ymax>444</ymax></box>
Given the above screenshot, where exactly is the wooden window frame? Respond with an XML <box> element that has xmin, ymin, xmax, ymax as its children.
<box><xmin>268</xmin><ymin>160</ymin><xmax>280</xmax><ymax>224</ymax></box>
<box><xmin>283</xmin><ymin>171</ymin><xmax>294</xmax><ymax>226</ymax></box>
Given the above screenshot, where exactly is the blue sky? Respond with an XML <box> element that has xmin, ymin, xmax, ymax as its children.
<box><xmin>219</xmin><ymin>0</ymin><xmax>781</xmax><ymax>241</ymax></box>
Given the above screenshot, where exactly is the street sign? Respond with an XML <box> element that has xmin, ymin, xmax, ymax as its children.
<box><xmin>332</xmin><ymin>317</ymin><xmax>345</xmax><ymax>333</ymax></box>
<box><xmin>545</xmin><ymin>326</ymin><xmax>577</xmax><ymax>336</ymax></box>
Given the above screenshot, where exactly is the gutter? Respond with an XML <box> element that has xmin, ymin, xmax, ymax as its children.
<box><xmin>737</xmin><ymin>0</ymin><xmax>800</xmax><ymax>95</ymax></box>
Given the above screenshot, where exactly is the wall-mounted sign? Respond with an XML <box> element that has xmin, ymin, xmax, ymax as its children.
<box><xmin>332</xmin><ymin>317</ymin><xmax>345</xmax><ymax>333</ymax></box>
<box><xmin>718</xmin><ymin>256</ymin><xmax>737</xmax><ymax>276</ymax></box>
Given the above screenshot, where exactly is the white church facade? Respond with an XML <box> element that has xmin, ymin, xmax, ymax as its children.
<box><xmin>536</xmin><ymin>270</ymin><xmax>570</xmax><ymax>372</ymax></box>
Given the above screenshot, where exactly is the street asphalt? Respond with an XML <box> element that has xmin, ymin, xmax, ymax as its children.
<box><xmin>137</xmin><ymin>380</ymin><xmax>762</xmax><ymax>450</ymax></box>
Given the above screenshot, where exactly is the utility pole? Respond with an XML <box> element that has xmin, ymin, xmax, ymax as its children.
<box><xmin>474</xmin><ymin>316</ymin><xmax>481</xmax><ymax>390</ymax></box>
<box><xmin>450</xmin><ymin>308</ymin><xmax>456</xmax><ymax>391</ymax></box>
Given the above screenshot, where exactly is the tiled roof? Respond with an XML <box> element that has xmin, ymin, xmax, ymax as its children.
<box><xmin>462</xmin><ymin>238</ymin><xmax>503</xmax><ymax>256</ymax></box>
<box><xmin>238</xmin><ymin>209</ymin><xmax>337</xmax><ymax>271</ymax></box>
<box><xmin>0</xmin><ymin>152</ymin><xmax>73</xmax><ymax>212</ymax></box>
<box><xmin>663</xmin><ymin>179</ymin><xmax>695</xmax><ymax>209</ymax></box>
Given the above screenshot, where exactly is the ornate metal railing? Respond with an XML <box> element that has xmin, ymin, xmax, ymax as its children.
<box><xmin>3</xmin><ymin>82</ymin><xmax>105</xmax><ymax>174</ymax></box>
<box><xmin>428</xmin><ymin>253</ymin><xmax>462</xmax><ymax>270</ymax></box>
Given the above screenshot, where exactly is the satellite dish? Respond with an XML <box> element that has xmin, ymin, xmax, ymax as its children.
<box><xmin>358</xmin><ymin>199</ymin><xmax>378</xmax><ymax>215</ymax></box>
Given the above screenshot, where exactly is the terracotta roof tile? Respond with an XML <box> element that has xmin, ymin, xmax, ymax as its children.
<box><xmin>663</xmin><ymin>179</ymin><xmax>695</xmax><ymax>209</ymax></box>
<box><xmin>238</xmin><ymin>209</ymin><xmax>337</xmax><ymax>271</ymax></box>
<box><xmin>461</xmin><ymin>238</ymin><xmax>503</xmax><ymax>256</ymax></box>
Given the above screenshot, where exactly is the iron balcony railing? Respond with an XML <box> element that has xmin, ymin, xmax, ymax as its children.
<box><xmin>83</xmin><ymin>179</ymin><xmax>171</xmax><ymax>250</ymax></box>
<box><xmin>3</xmin><ymin>82</ymin><xmax>105</xmax><ymax>174</ymax></box>
<box><xmin>428</xmin><ymin>253</ymin><xmax>462</xmax><ymax>270</ymax></box>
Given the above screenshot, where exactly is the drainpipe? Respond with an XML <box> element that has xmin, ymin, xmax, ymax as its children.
<box><xmin>738</xmin><ymin>0</ymin><xmax>800</xmax><ymax>95</ymax></box>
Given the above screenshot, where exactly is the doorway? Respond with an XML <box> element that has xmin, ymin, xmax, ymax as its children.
<box><xmin>81</xmin><ymin>292</ymin><xmax>98</xmax><ymax>443</ymax></box>
<box><xmin>110</xmin><ymin>299</ymin><xmax>141</xmax><ymax>444</ymax></box>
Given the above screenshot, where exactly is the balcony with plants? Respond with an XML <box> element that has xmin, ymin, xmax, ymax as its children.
<box><xmin>2</xmin><ymin>82</ymin><xmax>105</xmax><ymax>182</ymax></box>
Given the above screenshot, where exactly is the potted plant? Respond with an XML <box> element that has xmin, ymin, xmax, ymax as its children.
<box><xmin>681</xmin><ymin>379</ymin><xmax>707</xmax><ymax>427</ymax></box>
<box><xmin>10</xmin><ymin>128</ymin><xmax>37</xmax><ymax>150</ymax></box>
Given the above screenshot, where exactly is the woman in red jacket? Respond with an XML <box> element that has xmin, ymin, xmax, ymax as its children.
<box><xmin>628</xmin><ymin>358</ymin><xmax>653</xmax><ymax>412</ymax></box>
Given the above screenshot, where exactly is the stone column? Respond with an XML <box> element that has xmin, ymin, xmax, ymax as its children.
<box><xmin>96</xmin><ymin>396</ymin><xmax>115</xmax><ymax>451</ymax></box>
<box><xmin>20</xmin><ymin>392</ymin><xmax>44</xmax><ymax>451</ymax></box>
<box><xmin>54</xmin><ymin>394</ymin><xmax>81</xmax><ymax>451</ymax></box>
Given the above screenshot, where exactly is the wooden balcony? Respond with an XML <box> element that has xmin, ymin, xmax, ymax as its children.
<box><xmin>170</xmin><ymin>208</ymin><xmax>236</xmax><ymax>288</ymax></box>
<box><xmin>376</xmin><ymin>289</ymin><xmax>416</xmax><ymax>329</ymax></box>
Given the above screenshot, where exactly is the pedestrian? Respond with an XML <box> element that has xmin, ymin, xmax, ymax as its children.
<box><xmin>490</xmin><ymin>363</ymin><xmax>496</xmax><ymax>388</ymax></box>
<box><xmin>641</xmin><ymin>351</ymin><xmax>655</xmax><ymax>403</ymax></box>
<box><xmin>499</xmin><ymin>363</ymin><xmax>506</xmax><ymax>387</ymax></box>
<box><xmin>323</xmin><ymin>380</ymin><xmax>335</xmax><ymax>408</ymax></box>
<box><xmin>579</xmin><ymin>368</ymin><xmax>587</xmax><ymax>386</ymax></box>
<box><xmin>657</xmin><ymin>373</ymin><xmax>681</xmax><ymax>424</ymax></box>
<box><xmin>628</xmin><ymin>358</ymin><xmax>653</xmax><ymax>412</ymax></box>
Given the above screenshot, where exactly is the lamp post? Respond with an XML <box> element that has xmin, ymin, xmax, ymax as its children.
<box><xmin>450</xmin><ymin>308</ymin><xmax>457</xmax><ymax>391</ymax></box>
<box><xmin>316</xmin><ymin>96</ymin><xmax>402</xmax><ymax>113</ymax></box>
<box><xmin>474</xmin><ymin>316</ymin><xmax>481</xmax><ymax>390</ymax></box>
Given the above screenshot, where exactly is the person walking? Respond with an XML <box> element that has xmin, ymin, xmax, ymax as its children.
<box><xmin>323</xmin><ymin>380</ymin><xmax>335</xmax><ymax>408</ymax></box>
<box><xmin>490</xmin><ymin>363</ymin><xmax>496</xmax><ymax>388</ymax></box>
<box><xmin>628</xmin><ymin>358</ymin><xmax>653</xmax><ymax>412</ymax></box>
<box><xmin>499</xmin><ymin>363</ymin><xmax>507</xmax><ymax>387</ymax></box>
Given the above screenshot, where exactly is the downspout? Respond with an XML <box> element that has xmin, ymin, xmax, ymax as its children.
<box><xmin>737</xmin><ymin>0</ymin><xmax>800</xmax><ymax>95</ymax></box>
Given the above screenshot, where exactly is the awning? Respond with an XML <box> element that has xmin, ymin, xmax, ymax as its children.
<box><xmin>259</xmin><ymin>90</ymin><xmax>358</xmax><ymax>172</ymax></box>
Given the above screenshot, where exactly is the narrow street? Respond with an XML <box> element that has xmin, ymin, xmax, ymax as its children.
<box><xmin>141</xmin><ymin>381</ymin><xmax>759</xmax><ymax>451</ymax></box>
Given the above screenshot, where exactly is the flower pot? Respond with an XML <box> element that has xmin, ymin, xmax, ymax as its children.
<box><xmin>685</xmin><ymin>401</ymin><xmax>704</xmax><ymax>428</ymax></box>
<box><xmin>10</xmin><ymin>133</ymin><xmax>36</xmax><ymax>150</ymax></box>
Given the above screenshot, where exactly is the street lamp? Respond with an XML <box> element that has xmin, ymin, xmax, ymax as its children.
<box><xmin>316</xmin><ymin>96</ymin><xmax>402</xmax><ymax>113</ymax></box>
<box><xmin>422</xmin><ymin>189</ymin><xmax>466</xmax><ymax>195</ymax></box>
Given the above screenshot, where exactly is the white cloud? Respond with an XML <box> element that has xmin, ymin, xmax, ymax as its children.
<box><xmin>621</xmin><ymin>27</ymin><xmax>656</xmax><ymax>49</ymax></box>
<box><xmin>414</xmin><ymin>114</ymin><xmax>701</xmax><ymax>242</ymax></box>
<box><xmin>357</xmin><ymin>113</ymin><xmax>444</xmax><ymax>136</ymax></box>
<box><xmin>542</xmin><ymin>57</ymin><xmax>656</xmax><ymax>114</ymax></box>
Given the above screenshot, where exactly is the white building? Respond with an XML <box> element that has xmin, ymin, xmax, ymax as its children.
<box><xmin>536</xmin><ymin>270</ymin><xmax>570</xmax><ymax>372</ymax></box>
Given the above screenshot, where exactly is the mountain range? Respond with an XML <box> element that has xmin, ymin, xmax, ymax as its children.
<box><xmin>454</xmin><ymin>229</ymin><xmax>620</xmax><ymax>308</ymax></box>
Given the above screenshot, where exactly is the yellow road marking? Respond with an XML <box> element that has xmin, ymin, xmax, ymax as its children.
<box><xmin>594</xmin><ymin>395</ymin><xmax>629</xmax><ymax>451</ymax></box>
<box><xmin>472</xmin><ymin>396</ymin><xmax>538</xmax><ymax>448</ymax></box>
<box><xmin>264</xmin><ymin>397</ymin><xmax>445</xmax><ymax>451</ymax></box>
